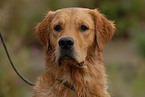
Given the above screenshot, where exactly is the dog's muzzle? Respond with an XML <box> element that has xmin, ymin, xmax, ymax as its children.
<box><xmin>58</xmin><ymin>37</ymin><xmax>84</xmax><ymax>66</ymax></box>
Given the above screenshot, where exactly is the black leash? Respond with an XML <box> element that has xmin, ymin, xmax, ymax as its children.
<box><xmin>0</xmin><ymin>32</ymin><xmax>34</xmax><ymax>86</ymax></box>
<box><xmin>0</xmin><ymin>32</ymin><xmax>76</xmax><ymax>91</ymax></box>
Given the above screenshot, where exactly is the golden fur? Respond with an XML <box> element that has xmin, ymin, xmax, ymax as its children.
<box><xmin>33</xmin><ymin>8</ymin><xmax>115</xmax><ymax>97</ymax></box>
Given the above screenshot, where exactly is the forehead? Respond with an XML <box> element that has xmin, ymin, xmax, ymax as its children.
<box><xmin>52</xmin><ymin>9</ymin><xmax>94</xmax><ymax>24</ymax></box>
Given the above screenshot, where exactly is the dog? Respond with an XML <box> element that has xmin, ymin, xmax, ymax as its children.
<box><xmin>33</xmin><ymin>8</ymin><xmax>115</xmax><ymax>97</ymax></box>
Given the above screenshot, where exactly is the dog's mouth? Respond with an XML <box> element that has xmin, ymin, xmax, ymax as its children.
<box><xmin>58</xmin><ymin>55</ymin><xmax>84</xmax><ymax>66</ymax></box>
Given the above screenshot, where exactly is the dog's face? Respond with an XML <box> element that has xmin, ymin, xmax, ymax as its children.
<box><xmin>35</xmin><ymin>8</ymin><xmax>115</xmax><ymax>67</ymax></box>
<box><xmin>49</xmin><ymin>9</ymin><xmax>96</xmax><ymax>66</ymax></box>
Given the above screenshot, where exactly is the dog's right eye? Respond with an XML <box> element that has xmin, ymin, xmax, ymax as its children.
<box><xmin>54</xmin><ymin>25</ymin><xmax>62</xmax><ymax>32</ymax></box>
<box><xmin>80</xmin><ymin>25</ymin><xmax>89</xmax><ymax>31</ymax></box>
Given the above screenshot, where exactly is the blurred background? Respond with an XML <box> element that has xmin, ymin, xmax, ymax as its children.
<box><xmin>0</xmin><ymin>0</ymin><xmax>145</xmax><ymax>97</ymax></box>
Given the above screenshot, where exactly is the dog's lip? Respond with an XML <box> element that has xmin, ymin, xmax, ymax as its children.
<box><xmin>58</xmin><ymin>55</ymin><xmax>74</xmax><ymax>66</ymax></box>
<box><xmin>58</xmin><ymin>55</ymin><xmax>84</xmax><ymax>66</ymax></box>
<box><xmin>61</xmin><ymin>55</ymin><xmax>73</xmax><ymax>60</ymax></box>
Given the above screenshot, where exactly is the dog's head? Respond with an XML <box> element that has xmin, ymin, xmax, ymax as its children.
<box><xmin>35</xmin><ymin>8</ymin><xmax>115</xmax><ymax>67</ymax></box>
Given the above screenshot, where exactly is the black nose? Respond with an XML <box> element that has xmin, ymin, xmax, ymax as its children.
<box><xmin>58</xmin><ymin>37</ymin><xmax>74</xmax><ymax>50</ymax></box>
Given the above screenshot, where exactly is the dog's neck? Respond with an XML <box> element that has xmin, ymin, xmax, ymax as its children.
<box><xmin>44</xmin><ymin>50</ymin><xmax>109</xmax><ymax>97</ymax></box>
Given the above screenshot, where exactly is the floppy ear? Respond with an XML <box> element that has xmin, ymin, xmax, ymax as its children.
<box><xmin>90</xmin><ymin>9</ymin><xmax>115</xmax><ymax>51</ymax></box>
<box><xmin>35</xmin><ymin>11</ymin><xmax>55</xmax><ymax>49</ymax></box>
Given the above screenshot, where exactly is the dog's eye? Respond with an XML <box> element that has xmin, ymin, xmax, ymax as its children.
<box><xmin>54</xmin><ymin>25</ymin><xmax>62</xmax><ymax>32</ymax></box>
<box><xmin>80</xmin><ymin>25</ymin><xmax>89</xmax><ymax>31</ymax></box>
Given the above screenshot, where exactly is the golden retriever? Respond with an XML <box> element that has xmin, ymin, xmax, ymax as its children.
<box><xmin>33</xmin><ymin>8</ymin><xmax>115</xmax><ymax>97</ymax></box>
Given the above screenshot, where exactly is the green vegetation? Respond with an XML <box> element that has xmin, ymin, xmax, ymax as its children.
<box><xmin>0</xmin><ymin>0</ymin><xmax>145</xmax><ymax>97</ymax></box>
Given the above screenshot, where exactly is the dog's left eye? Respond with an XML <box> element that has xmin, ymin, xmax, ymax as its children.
<box><xmin>80</xmin><ymin>25</ymin><xmax>89</xmax><ymax>31</ymax></box>
<box><xmin>54</xmin><ymin>25</ymin><xmax>62</xmax><ymax>32</ymax></box>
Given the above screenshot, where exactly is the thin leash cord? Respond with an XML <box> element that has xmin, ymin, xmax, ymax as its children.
<box><xmin>0</xmin><ymin>32</ymin><xmax>34</xmax><ymax>86</ymax></box>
